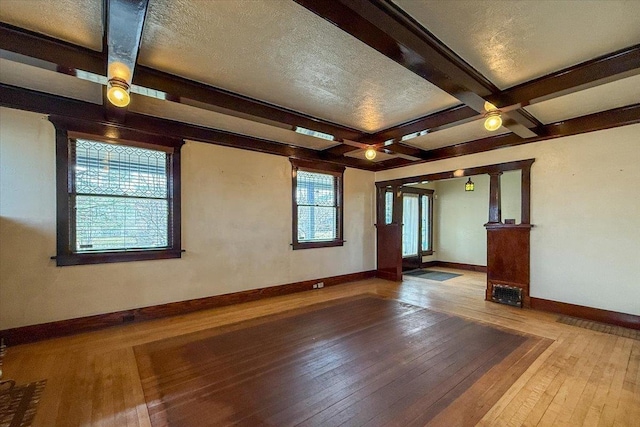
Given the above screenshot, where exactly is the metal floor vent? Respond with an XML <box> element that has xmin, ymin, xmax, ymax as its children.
<box><xmin>492</xmin><ymin>284</ymin><xmax>523</xmax><ymax>308</ymax></box>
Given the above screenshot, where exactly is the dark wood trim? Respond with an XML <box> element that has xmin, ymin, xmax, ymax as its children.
<box><xmin>293</xmin><ymin>0</ymin><xmax>541</xmax><ymax>138</ymax></box>
<box><xmin>375</xmin><ymin>269</ymin><xmax>400</xmax><ymax>282</ymax></box>
<box><xmin>488</xmin><ymin>172</ymin><xmax>502</xmax><ymax>224</ymax></box>
<box><xmin>0</xmin><ymin>270</ymin><xmax>377</xmax><ymax>345</ymax></box>
<box><xmin>358</xmin><ymin>105</ymin><xmax>477</xmax><ymax>145</ymax></box>
<box><xmin>0</xmin><ymin>84</ymin><xmax>376</xmax><ymax>171</ymax></box>
<box><xmin>0</xmin><ymin>22</ymin><xmax>364</xmax><ymax>142</ymax></box>
<box><xmin>290</xmin><ymin>159</ymin><xmax>345</xmax><ymax>250</ymax></box>
<box><xmin>521</xmin><ymin>166</ymin><xmax>531</xmax><ymax>224</ymax></box>
<box><xmin>376</xmin><ymin>159</ymin><xmax>535</xmax><ymax>188</ymax></box>
<box><xmin>374</xmin><ymin>103</ymin><xmax>640</xmax><ymax>170</ymax></box>
<box><xmin>423</xmin><ymin>261</ymin><xmax>487</xmax><ymax>273</ymax></box>
<box><xmin>530</xmin><ymin>297</ymin><xmax>640</xmax><ymax>331</ymax></box>
<box><xmin>51</xmin><ymin>119</ymin><xmax>183</xmax><ymax>266</ymax></box>
<box><xmin>491</xmin><ymin>43</ymin><xmax>640</xmax><ymax>108</ymax></box>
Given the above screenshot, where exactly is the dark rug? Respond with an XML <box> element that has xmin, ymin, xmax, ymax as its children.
<box><xmin>0</xmin><ymin>379</ymin><xmax>46</xmax><ymax>427</ymax></box>
<box><xmin>404</xmin><ymin>269</ymin><xmax>462</xmax><ymax>281</ymax></box>
<box><xmin>134</xmin><ymin>296</ymin><xmax>551</xmax><ymax>427</ymax></box>
<box><xmin>557</xmin><ymin>315</ymin><xmax>640</xmax><ymax>340</ymax></box>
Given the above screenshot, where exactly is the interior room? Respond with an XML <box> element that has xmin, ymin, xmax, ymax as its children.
<box><xmin>0</xmin><ymin>1</ymin><xmax>638</xmax><ymax>426</ymax></box>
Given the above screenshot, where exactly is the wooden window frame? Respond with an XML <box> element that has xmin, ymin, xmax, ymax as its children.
<box><xmin>51</xmin><ymin>117</ymin><xmax>184</xmax><ymax>266</ymax></box>
<box><xmin>290</xmin><ymin>158</ymin><xmax>345</xmax><ymax>250</ymax></box>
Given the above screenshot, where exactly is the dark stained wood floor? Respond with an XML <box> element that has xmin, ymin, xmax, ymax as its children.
<box><xmin>134</xmin><ymin>296</ymin><xmax>551</xmax><ymax>426</ymax></box>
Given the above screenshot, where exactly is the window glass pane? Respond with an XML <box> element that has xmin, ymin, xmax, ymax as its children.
<box><xmin>402</xmin><ymin>194</ymin><xmax>419</xmax><ymax>257</ymax></box>
<box><xmin>75</xmin><ymin>139</ymin><xmax>167</xmax><ymax>198</ymax></box>
<box><xmin>385</xmin><ymin>191</ymin><xmax>393</xmax><ymax>224</ymax></box>
<box><xmin>297</xmin><ymin>206</ymin><xmax>337</xmax><ymax>242</ymax></box>
<box><xmin>75</xmin><ymin>196</ymin><xmax>168</xmax><ymax>252</ymax></box>
<box><xmin>421</xmin><ymin>196</ymin><xmax>430</xmax><ymax>251</ymax></box>
<box><xmin>296</xmin><ymin>171</ymin><xmax>335</xmax><ymax>206</ymax></box>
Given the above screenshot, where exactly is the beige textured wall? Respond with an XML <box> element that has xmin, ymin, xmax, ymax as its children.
<box><xmin>377</xmin><ymin>124</ymin><xmax>640</xmax><ymax>316</ymax></box>
<box><xmin>0</xmin><ymin>108</ymin><xmax>376</xmax><ymax>329</ymax></box>
<box><xmin>433</xmin><ymin>176</ymin><xmax>489</xmax><ymax>266</ymax></box>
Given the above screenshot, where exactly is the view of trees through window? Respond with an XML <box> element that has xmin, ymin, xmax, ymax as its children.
<box><xmin>295</xmin><ymin>171</ymin><xmax>337</xmax><ymax>242</ymax></box>
<box><xmin>72</xmin><ymin>139</ymin><xmax>169</xmax><ymax>252</ymax></box>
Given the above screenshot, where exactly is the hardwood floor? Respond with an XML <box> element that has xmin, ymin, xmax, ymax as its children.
<box><xmin>3</xmin><ymin>269</ymin><xmax>639</xmax><ymax>426</ymax></box>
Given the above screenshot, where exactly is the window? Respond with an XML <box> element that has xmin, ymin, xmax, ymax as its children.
<box><xmin>53</xmin><ymin>120</ymin><xmax>183</xmax><ymax>266</ymax></box>
<box><xmin>290</xmin><ymin>159</ymin><xmax>344</xmax><ymax>250</ymax></box>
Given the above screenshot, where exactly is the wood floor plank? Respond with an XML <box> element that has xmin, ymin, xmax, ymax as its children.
<box><xmin>2</xmin><ymin>271</ymin><xmax>638</xmax><ymax>426</ymax></box>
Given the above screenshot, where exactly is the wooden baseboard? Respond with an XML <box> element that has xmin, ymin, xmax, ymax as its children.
<box><xmin>0</xmin><ymin>270</ymin><xmax>377</xmax><ymax>346</ymax></box>
<box><xmin>420</xmin><ymin>261</ymin><xmax>487</xmax><ymax>273</ymax></box>
<box><xmin>530</xmin><ymin>297</ymin><xmax>640</xmax><ymax>330</ymax></box>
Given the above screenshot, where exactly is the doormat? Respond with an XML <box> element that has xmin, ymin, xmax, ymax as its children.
<box><xmin>134</xmin><ymin>295</ymin><xmax>551</xmax><ymax>426</ymax></box>
<box><xmin>557</xmin><ymin>316</ymin><xmax>640</xmax><ymax>340</ymax></box>
<box><xmin>0</xmin><ymin>379</ymin><xmax>46</xmax><ymax>427</ymax></box>
<box><xmin>404</xmin><ymin>269</ymin><xmax>462</xmax><ymax>281</ymax></box>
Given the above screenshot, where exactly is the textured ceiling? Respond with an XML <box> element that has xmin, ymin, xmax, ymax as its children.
<box><xmin>525</xmin><ymin>74</ymin><xmax>640</xmax><ymax>124</ymax></box>
<box><xmin>0</xmin><ymin>0</ymin><xmax>104</xmax><ymax>51</ymax></box>
<box><xmin>393</xmin><ymin>0</ymin><xmax>640</xmax><ymax>89</ymax></box>
<box><xmin>403</xmin><ymin>119</ymin><xmax>511</xmax><ymax>151</ymax></box>
<box><xmin>138</xmin><ymin>0</ymin><xmax>460</xmax><ymax>133</ymax></box>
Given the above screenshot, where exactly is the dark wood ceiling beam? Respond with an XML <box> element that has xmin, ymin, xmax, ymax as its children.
<box><xmin>491</xmin><ymin>44</ymin><xmax>640</xmax><ymax>108</ymax></box>
<box><xmin>294</xmin><ymin>0</ymin><xmax>495</xmax><ymax>111</ymax></box>
<box><xmin>0</xmin><ymin>83</ymin><xmax>375</xmax><ymax>170</ymax></box>
<box><xmin>293</xmin><ymin>0</ymin><xmax>541</xmax><ymax>139</ymax></box>
<box><xmin>103</xmin><ymin>0</ymin><xmax>150</xmax><ymax>119</ymax></box>
<box><xmin>374</xmin><ymin>103</ymin><xmax>640</xmax><ymax>170</ymax></box>
<box><xmin>0</xmin><ymin>22</ymin><xmax>364</xmax><ymax>142</ymax></box>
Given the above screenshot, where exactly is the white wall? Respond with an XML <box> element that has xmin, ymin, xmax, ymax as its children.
<box><xmin>434</xmin><ymin>175</ymin><xmax>488</xmax><ymax>266</ymax></box>
<box><xmin>377</xmin><ymin>124</ymin><xmax>640</xmax><ymax>316</ymax></box>
<box><xmin>0</xmin><ymin>107</ymin><xmax>376</xmax><ymax>329</ymax></box>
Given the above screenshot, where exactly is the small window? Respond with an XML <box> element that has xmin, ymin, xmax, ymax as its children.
<box><xmin>53</xmin><ymin>122</ymin><xmax>183</xmax><ymax>266</ymax></box>
<box><xmin>290</xmin><ymin>159</ymin><xmax>344</xmax><ymax>250</ymax></box>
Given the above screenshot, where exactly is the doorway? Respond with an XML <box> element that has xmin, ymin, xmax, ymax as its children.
<box><xmin>401</xmin><ymin>187</ymin><xmax>433</xmax><ymax>271</ymax></box>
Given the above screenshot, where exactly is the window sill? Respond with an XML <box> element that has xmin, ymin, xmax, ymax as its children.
<box><xmin>291</xmin><ymin>240</ymin><xmax>345</xmax><ymax>250</ymax></box>
<box><xmin>53</xmin><ymin>249</ymin><xmax>183</xmax><ymax>266</ymax></box>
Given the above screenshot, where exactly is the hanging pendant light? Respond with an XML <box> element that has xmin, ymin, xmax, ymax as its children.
<box><xmin>465</xmin><ymin>177</ymin><xmax>475</xmax><ymax>192</ymax></box>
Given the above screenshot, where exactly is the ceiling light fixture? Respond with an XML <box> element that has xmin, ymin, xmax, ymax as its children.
<box><xmin>465</xmin><ymin>177</ymin><xmax>475</xmax><ymax>192</ymax></box>
<box><xmin>106</xmin><ymin>77</ymin><xmax>131</xmax><ymax>108</ymax></box>
<box><xmin>484</xmin><ymin>110</ymin><xmax>502</xmax><ymax>131</ymax></box>
<box><xmin>364</xmin><ymin>147</ymin><xmax>377</xmax><ymax>160</ymax></box>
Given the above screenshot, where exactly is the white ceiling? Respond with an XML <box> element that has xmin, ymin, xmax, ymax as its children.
<box><xmin>403</xmin><ymin>119</ymin><xmax>511</xmax><ymax>151</ymax></box>
<box><xmin>138</xmin><ymin>0</ymin><xmax>459</xmax><ymax>133</ymax></box>
<box><xmin>393</xmin><ymin>0</ymin><xmax>640</xmax><ymax>89</ymax></box>
<box><xmin>525</xmin><ymin>74</ymin><xmax>640</xmax><ymax>124</ymax></box>
<box><xmin>0</xmin><ymin>0</ymin><xmax>104</xmax><ymax>51</ymax></box>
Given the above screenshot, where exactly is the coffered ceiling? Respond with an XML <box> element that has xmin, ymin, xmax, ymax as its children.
<box><xmin>1</xmin><ymin>0</ymin><xmax>639</xmax><ymax>171</ymax></box>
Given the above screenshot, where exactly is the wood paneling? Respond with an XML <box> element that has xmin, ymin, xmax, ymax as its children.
<box><xmin>135</xmin><ymin>296</ymin><xmax>550</xmax><ymax>426</ymax></box>
<box><xmin>486</xmin><ymin>224</ymin><xmax>532</xmax><ymax>307</ymax></box>
<box><xmin>0</xmin><ymin>270</ymin><xmax>375</xmax><ymax>346</ymax></box>
<box><xmin>531</xmin><ymin>297</ymin><xmax>640</xmax><ymax>330</ymax></box>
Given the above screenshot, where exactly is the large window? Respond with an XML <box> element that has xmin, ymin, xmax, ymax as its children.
<box><xmin>290</xmin><ymin>159</ymin><xmax>344</xmax><ymax>250</ymax></box>
<box><xmin>54</xmin><ymin>122</ymin><xmax>183</xmax><ymax>266</ymax></box>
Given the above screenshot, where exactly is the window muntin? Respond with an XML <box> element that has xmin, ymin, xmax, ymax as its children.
<box><xmin>290</xmin><ymin>159</ymin><xmax>344</xmax><ymax>250</ymax></box>
<box><xmin>421</xmin><ymin>195</ymin><xmax>431</xmax><ymax>252</ymax></box>
<box><xmin>72</xmin><ymin>139</ymin><xmax>170</xmax><ymax>252</ymax></box>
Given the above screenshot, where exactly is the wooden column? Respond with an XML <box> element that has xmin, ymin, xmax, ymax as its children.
<box><xmin>521</xmin><ymin>166</ymin><xmax>531</xmax><ymax>224</ymax></box>
<box><xmin>488</xmin><ymin>172</ymin><xmax>502</xmax><ymax>224</ymax></box>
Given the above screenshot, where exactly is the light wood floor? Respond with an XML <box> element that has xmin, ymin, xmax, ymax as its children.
<box><xmin>3</xmin><ymin>269</ymin><xmax>639</xmax><ymax>426</ymax></box>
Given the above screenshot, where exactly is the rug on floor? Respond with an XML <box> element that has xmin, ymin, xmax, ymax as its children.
<box><xmin>404</xmin><ymin>269</ymin><xmax>462</xmax><ymax>281</ymax></box>
<box><xmin>134</xmin><ymin>295</ymin><xmax>551</xmax><ymax>427</ymax></box>
<box><xmin>0</xmin><ymin>379</ymin><xmax>46</xmax><ymax>427</ymax></box>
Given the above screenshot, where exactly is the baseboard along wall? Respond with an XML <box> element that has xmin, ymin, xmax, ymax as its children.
<box><xmin>0</xmin><ymin>270</ymin><xmax>377</xmax><ymax>345</ymax></box>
